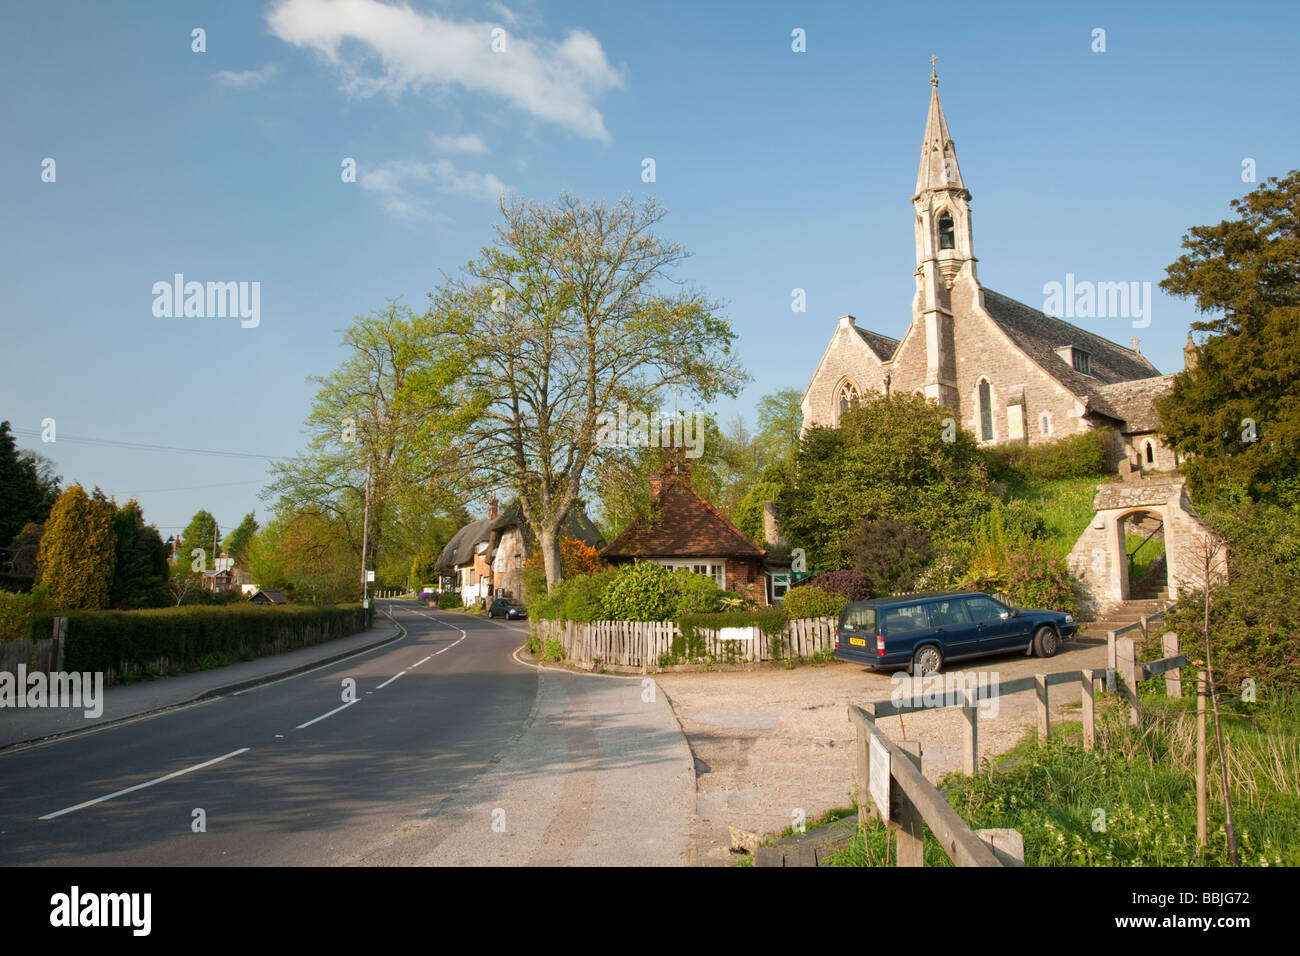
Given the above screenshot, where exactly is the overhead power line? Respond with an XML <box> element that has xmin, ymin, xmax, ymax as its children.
<box><xmin>10</xmin><ymin>428</ymin><xmax>285</xmax><ymax>461</ymax></box>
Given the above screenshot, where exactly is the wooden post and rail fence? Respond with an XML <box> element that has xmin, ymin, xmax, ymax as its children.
<box><xmin>832</xmin><ymin>631</ymin><xmax>1191</xmax><ymax>868</ymax></box>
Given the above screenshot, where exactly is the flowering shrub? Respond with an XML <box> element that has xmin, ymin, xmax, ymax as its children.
<box><xmin>794</xmin><ymin>569</ymin><xmax>873</xmax><ymax>602</ymax></box>
<box><xmin>1003</xmin><ymin>541</ymin><xmax>1075</xmax><ymax>613</ymax></box>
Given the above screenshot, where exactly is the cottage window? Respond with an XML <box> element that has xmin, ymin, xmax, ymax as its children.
<box><xmin>938</xmin><ymin>212</ymin><xmax>955</xmax><ymax>250</ymax></box>
<box><xmin>1041</xmin><ymin>413</ymin><xmax>1052</xmax><ymax>436</ymax></box>
<box><xmin>1072</xmin><ymin>349</ymin><xmax>1091</xmax><ymax>375</ymax></box>
<box><xmin>515</xmin><ymin>554</ymin><xmax>523</xmax><ymax>570</ymax></box>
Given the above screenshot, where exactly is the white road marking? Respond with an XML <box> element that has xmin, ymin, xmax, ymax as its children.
<box><xmin>40</xmin><ymin>748</ymin><xmax>250</xmax><ymax>820</ymax></box>
<box><xmin>296</xmin><ymin>699</ymin><xmax>358</xmax><ymax>729</ymax></box>
<box><xmin>412</xmin><ymin>655</ymin><xmax>432</xmax><ymax>667</ymax></box>
<box><xmin>376</xmin><ymin>672</ymin><xmax>403</xmax><ymax>690</ymax></box>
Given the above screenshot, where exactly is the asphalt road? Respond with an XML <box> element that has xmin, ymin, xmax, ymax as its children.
<box><xmin>0</xmin><ymin>602</ymin><xmax>541</xmax><ymax>865</ymax></box>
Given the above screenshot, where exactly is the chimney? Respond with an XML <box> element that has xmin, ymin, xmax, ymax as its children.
<box><xmin>488</xmin><ymin>495</ymin><xmax>498</xmax><ymax>520</ymax></box>
<box><xmin>762</xmin><ymin>501</ymin><xmax>785</xmax><ymax>547</ymax></box>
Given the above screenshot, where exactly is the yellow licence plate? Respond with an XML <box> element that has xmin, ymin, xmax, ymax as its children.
<box><xmin>849</xmin><ymin>637</ymin><xmax>867</xmax><ymax>646</ymax></box>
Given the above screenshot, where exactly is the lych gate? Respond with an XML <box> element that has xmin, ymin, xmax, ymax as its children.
<box><xmin>1067</xmin><ymin>475</ymin><xmax>1227</xmax><ymax>618</ymax></box>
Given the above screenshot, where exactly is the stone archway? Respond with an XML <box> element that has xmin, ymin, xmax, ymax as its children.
<box><xmin>1067</xmin><ymin>475</ymin><xmax>1227</xmax><ymax>618</ymax></box>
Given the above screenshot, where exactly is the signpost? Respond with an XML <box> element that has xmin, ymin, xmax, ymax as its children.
<box><xmin>869</xmin><ymin>733</ymin><xmax>891</xmax><ymax>824</ymax></box>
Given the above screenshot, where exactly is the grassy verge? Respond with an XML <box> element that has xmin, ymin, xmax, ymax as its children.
<box><xmin>1005</xmin><ymin>475</ymin><xmax>1109</xmax><ymax>559</ymax></box>
<box><xmin>826</xmin><ymin>691</ymin><xmax>1299</xmax><ymax>867</ymax></box>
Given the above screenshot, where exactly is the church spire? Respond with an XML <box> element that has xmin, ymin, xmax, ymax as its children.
<box><xmin>910</xmin><ymin>62</ymin><xmax>977</xmax><ymax>413</ymax></box>
<box><xmin>915</xmin><ymin>60</ymin><xmax>965</xmax><ymax>197</ymax></box>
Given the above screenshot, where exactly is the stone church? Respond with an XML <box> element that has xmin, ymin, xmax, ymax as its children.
<box><xmin>802</xmin><ymin>69</ymin><xmax>1180</xmax><ymax>473</ymax></box>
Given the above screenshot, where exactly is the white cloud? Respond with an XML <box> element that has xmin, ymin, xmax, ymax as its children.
<box><xmin>361</xmin><ymin>157</ymin><xmax>509</xmax><ymax>219</ymax></box>
<box><xmin>431</xmin><ymin>159</ymin><xmax>508</xmax><ymax>201</ymax></box>
<box><xmin>267</xmin><ymin>0</ymin><xmax>623</xmax><ymax>141</ymax></box>
<box><xmin>213</xmin><ymin>64</ymin><xmax>279</xmax><ymax>89</ymax></box>
<box><xmin>488</xmin><ymin>2</ymin><xmax>518</xmax><ymax>27</ymax></box>
<box><xmin>432</xmin><ymin>132</ymin><xmax>487</xmax><ymax>154</ymax></box>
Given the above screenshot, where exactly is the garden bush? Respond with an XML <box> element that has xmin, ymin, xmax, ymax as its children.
<box><xmin>0</xmin><ymin>584</ymin><xmax>52</xmax><ymax>642</ymax></box>
<box><xmin>599</xmin><ymin>561</ymin><xmax>678</xmax><ymax>622</ymax></box>
<box><xmin>672</xmin><ymin>607</ymin><xmax>788</xmax><ymax>663</ymax></box>
<box><xmin>782</xmin><ymin>584</ymin><xmax>847</xmax><ymax>620</ymax></box>
<box><xmin>1002</xmin><ymin>540</ymin><xmax>1076</xmax><ymax>613</ymax></box>
<box><xmin>985</xmin><ymin>429</ymin><xmax>1109</xmax><ymax>484</ymax></box>
<box><xmin>438</xmin><ymin>591</ymin><xmax>462</xmax><ymax>609</ymax></box>
<box><xmin>794</xmin><ymin>569</ymin><xmax>873</xmax><ymax>601</ymax></box>
<box><xmin>846</xmin><ymin>519</ymin><xmax>930</xmax><ymax>594</ymax></box>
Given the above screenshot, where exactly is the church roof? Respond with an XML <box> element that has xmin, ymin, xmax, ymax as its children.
<box><xmin>980</xmin><ymin>289</ymin><xmax>1162</xmax><ymax>399</ymax></box>
<box><xmin>600</xmin><ymin>466</ymin><xmax>764</xmax><ymax>560</ymax></box>
<box><xmin>855</xmin><ymin>326</ymin><xmax>900</xmax><ymax>361</ymax></box>
<box><xmin>1091</xmin><ymin>375</ymin><xmax>1176</xmax><ymax>433</ymax></box>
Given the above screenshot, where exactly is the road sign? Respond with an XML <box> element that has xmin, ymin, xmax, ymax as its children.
<box><xmin>366</xmin><ymin>570</ymin><xmax>375</xmax><ymax>582</ymax></box>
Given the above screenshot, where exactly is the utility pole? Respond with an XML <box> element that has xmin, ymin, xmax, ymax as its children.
<box><xmin>360</xmin><ymin>462</ymin><xmax>372</xmax><ymax>610</ymax></box>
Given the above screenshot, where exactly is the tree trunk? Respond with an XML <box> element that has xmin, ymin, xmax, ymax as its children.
<box><xmin>540</xmin><ymin>527</ymin><xmax>562</xmax><ymax>593</ymax></box>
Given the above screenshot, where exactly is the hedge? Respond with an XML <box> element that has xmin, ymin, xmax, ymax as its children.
<box><xmin>28</xmin><ymin>603</ymin><xmax>371</xmax><ymax>677</ymax></box>
<box><xmin>673</xmin><ymin>608</ymin><xmax>789</xmax><ymax>662</ymax></box>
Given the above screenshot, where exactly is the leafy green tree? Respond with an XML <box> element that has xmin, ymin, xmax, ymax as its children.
<box><xmin>0</xmin><ymin>421</ymin><xmax>61</xmax><ymax>546</ymax></box>
<box><xmin>777</xmin><ymin>392</ymin><xmax>994</xmax><ymax>571</ymax></box>
<box><xmin>1157</xmin><ymin>171</ymin><xmax>1300</xmax><ymax>505</ymax></box>
<box><xmin>180</xmin><ymin>509</ymin><xmax>220</xmax><ymax>571</ymax></box>
<box><xmin>414</xmin><ymin>193</ymin><xmax>747</xmax><ymax>592</ymax></box>
<box><xmin>247</xmin><ymin>507</ymin><xmax>357</xmax><ymax>604</ymax></box>
<box><xmin>735</xmin><ymin>463</ymin><xmax>789</xmax><ymax>545</ymax></box>
<box><xmin>222</xmin><ymin>512</ymin><xmax>258</xmax><ymax>567</ymax></box>
<box><xmin>265</xmin><ymin>301</ymin><xmax>465</xmax><ymax>597</ymax></box>
<box><xmin>755</xmin><ymin>387</ymin><xmax>804</xmax><ymax>465</ymax></box>
<box><xmin>7</xmin><ymin>522</ymin><xmax>44</xmax><ymax>576</ymax></box>
<box><xmin>110</xmin><ymin>499</ymin><xmax>169</xmax><ymax>608</ymax></box>
<box><xmin>36</xmin><ymin>485</ymin><xmax>118</xmax><ymax>608</ymax></box>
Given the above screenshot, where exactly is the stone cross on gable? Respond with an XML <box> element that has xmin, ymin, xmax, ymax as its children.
<box><xmin>1129</xmin><ymin>336</ymin><xmax>1141</xmax><ymax>353</ymax></box>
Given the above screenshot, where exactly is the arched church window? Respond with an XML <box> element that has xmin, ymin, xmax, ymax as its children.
<box><xmin>838</xmin><ymin>381</ymin><xmax>860</xmax><ymax>418</ymax></box>
<box><xmin>1145</xmin><ymin>441</ymin><xmax>1155</xmax><ymax>464</ymax></box>
<box><xmin>938</xmin><ymin>212</ymin><xmax>955</xmax><ymax>250</ymax></box>
<box><xmin>1041</xmin><ymin>413</ymin><xmax>1052</xmax><ymax>436</ymax></box>
<box><xmin>978</xmin><ymin>380</ymin><xmax>993</xmax><ymax>441</ymax></box>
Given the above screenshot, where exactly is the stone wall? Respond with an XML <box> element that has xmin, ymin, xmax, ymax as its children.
<box><xmin>1066</xmin><ymin>475</ymin><xmax>1225</xmax><ymax>617</ymax></box>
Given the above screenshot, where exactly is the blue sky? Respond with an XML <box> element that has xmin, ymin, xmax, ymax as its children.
<box><xmin>3</xmin><ymin>0</ymin><xmax>1298</xmax><ymax>537</ymax></box>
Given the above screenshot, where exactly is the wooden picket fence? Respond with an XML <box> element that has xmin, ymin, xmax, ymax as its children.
<box><xmin>530</xmin><ymin>616</ymin><xmax>836</xmax><ymax>671</ymax></box>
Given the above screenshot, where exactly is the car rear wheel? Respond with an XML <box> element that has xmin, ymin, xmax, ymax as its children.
<box><xmin>911</xmin><ymin>644</ymin><xmax>943</xmax><ymax>676</ymax></box>
<box><xmin>1033</xmin><ymin>625</ymin><xmax>1059</xmax><ymax>658</ymax></box>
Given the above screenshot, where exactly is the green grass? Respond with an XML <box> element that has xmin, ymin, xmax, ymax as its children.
<box><xmin>1005</xmin><ymin>475</ymin><xmax>1109</xmax><ymax>559</ymax></box>
<box><xmin>1125</xmin><ymin>532</ymin><xmax>1167</xmax><ymax>583</ymax></box>
<box><xmin>828</xmin><ymin>692</ymin><xmax>1300</xmax><ymax>867</ymax></box>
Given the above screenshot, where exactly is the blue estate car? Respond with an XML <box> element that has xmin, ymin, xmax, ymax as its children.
<box><xmin>833</xmin><ymin>591</ymin><xmax>1077</xmax><ymax>675</ymax></box>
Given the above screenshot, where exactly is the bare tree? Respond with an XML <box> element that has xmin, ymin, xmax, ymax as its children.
<box><xmin>416</xmin><ymin>193</ymin><xmax>747</xmax><ymax>591</ymax></box>
<box><xmin>1188</xmin><ymin>532</ymin><xmax>1238</xmax><ymax>865</ymax></box>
